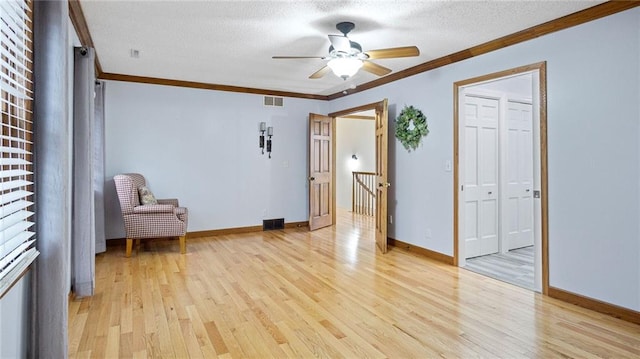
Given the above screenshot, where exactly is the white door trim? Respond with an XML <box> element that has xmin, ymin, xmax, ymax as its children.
<box><xmin>456</xmin><ymin>69</ymin><xmax>544</xmax><ymax>293</ymax></box>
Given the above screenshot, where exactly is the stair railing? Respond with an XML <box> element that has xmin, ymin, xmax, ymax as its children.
<box><xmin>352</xmin><ymin>171</ymin><xmax>376</xmax><ymax>216</ymax></box>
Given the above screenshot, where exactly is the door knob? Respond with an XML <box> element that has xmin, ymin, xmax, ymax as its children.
<box><xmin>488</xmin><ymin>191</ymin><xmax>492</xmax><ymax>195</ymax></box>
<box><xmin>379</xmin><ymin>182</ymin><xmax>391</xmax><ymax>188</ymax></box>
<box><xmin>526</xmin><ymin>189</ymin><xmax>530</xmax><ymax>192</ymax></box>
<box><xmin>309</xmin><ymin>176</ymin><xmax>315</xmax><ymax>181</ymax></box>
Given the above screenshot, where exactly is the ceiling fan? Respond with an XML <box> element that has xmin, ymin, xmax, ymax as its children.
<box><xmin>272</xmin><ymin>22</ymin><xmax>420</xmax><ymax>80</ymax></box>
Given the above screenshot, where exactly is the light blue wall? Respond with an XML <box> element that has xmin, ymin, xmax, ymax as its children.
<box><xmin>104</xmin><ymin>82</ymin><xmax>327</xmax><ymax>236</ymax></box>
<box><xmin>328</xmin><ymin>8</ymin><xmax>640</xmax><ymax>311</ymax></box>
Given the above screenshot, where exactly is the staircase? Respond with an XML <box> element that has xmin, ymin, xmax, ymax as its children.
<box><xmin>352</xmin><ymin>171</ymin><xmax>376</xmax><ymax>216</ymax></box>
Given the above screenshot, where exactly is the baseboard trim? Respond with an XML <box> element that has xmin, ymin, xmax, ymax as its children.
<box><xmin>187</xmin><ymin>221</ymin><xmax>310</xmax><ymax>238</ymax></box>
<box><xmin>107</xmin><ymin>236</ymin><xmax>198</xmax><ymax>245</ymax></box>
<box><xmin>187</xmin><ymin>225</ymin><xmax>263</xmax><ymax>238</ymax></box>
<box><xmin>107</xmin><ymin>221</ymin><xmax>310</xmax><ymax>242</ymax></box>
<box><xmin>284</xmin><ymin>221</ymin><xmax>309</xmax><ymax>229</ymax></box>
<box><xmin>388</xmin><ymin>237</ymin><xmax>454</xmax><ymax>265</ymax></box>
<box><xmin>548</xmin><ymin>286</ymin><xmax>640</xmax><ymax>325</ymax></box>
<box><xmin>106</xmin><ymin>238</ymin><xmax>126</xmax><ymax>246</ymax></box>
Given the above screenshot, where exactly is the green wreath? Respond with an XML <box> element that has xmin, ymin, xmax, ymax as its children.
<box><xmin>395</xmin><ymin>105</ymin><xmax>429</xmax><ymax>152</ymax></box>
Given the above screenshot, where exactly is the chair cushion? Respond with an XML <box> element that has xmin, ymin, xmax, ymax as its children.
<box><xmin>132</xmin><ymin>204</ymin><xmax>175</xmax><ymax>214</ymax></box>
<box><xmin>138</xmin><ymin>185</ymin><xmax>158</xmax><ymax>205</ymax></box>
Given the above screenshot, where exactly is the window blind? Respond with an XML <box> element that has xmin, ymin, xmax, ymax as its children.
<box><xmin>0</xmin><ymin>0</ymin><xmax>37</xmax><ymax>297</ymax></box>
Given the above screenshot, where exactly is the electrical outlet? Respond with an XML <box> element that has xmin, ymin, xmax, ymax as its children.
<box><xmin>389</xmin><ymin>215</ymin><xmax>393</xmax><ymax>224</ymax></box>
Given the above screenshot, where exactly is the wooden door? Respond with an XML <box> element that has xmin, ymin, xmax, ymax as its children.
<box><xmin>506</xmin><ymin>101</ymin><xmax>534</xmax><ymax>250</ymax></box>
<box><xmin>309</xmin><ymin>114</ymin><xmax>333</xmax><ymax>230</ymax></box>
<box><xmin>463</xmin><ymin>95</ymin><xmax>499</xmax><ymax>258</ymax></box>
<box><xmin>374</xmin><ymin>100</ymin><xmax>389</xmax><ymax>253</ymax></box>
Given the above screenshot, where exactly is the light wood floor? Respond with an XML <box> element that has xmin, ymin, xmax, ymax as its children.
<box><xmin>465</xmin><ymin>246</ymin><xmax>534</xmax><ymax>291</ymax></box>
<box><xmin>69</xmin><ymin>210</ymin><xmax>640</xmax><ymax>358</ymax></box>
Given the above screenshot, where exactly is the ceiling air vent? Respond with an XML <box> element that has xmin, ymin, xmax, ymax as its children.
<box><xmin>264</xmin><ymin>96</ymin><xmax>284</xmax><ymax>107</ymax></box>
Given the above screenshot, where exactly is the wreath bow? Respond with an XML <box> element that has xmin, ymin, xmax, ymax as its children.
<box><xmin>395</xmin><ymin>105</ymin><xmax>429</xmax><ymax>152</ymax></box>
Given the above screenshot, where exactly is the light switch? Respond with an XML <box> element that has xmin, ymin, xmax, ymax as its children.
<box><xmin>445</xmin><ymin>160</ymin><xmax>452</xmax><ymax>172</ymax></box>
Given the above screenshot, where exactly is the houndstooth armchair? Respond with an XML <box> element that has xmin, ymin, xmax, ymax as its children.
<box><xmin>114</xmin><ymin>173</ymin><xmax>188</xmax><ymax>257</ymax></box>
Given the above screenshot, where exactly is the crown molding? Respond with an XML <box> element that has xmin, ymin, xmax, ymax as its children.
<box><xmin>99</xmin><ymin>72</ymin><xmax>329</xmax><ymax>100</ymax></box>
<box><xmin>327</xmin><ymin>1</ymin><xmax>640</xmax><ymax>100</ymax></box>
<box><xmin>68</xmin><ymin>0</ymin><xmax>102</xmax><ymax>75</ymax></box>
<box><xmin>69</xmin><ymin>1</ymin><xmax>638</xmax><ymax>101</ymax></box>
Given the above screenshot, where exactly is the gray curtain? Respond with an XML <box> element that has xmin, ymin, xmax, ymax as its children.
<box><xmin>33</xmin><ymin>1</ymin><xmax>71</xmax><ymax>358</ymax></box>
<box><xmin>72</xmin><ymin>47</ymin><xmax>96</xmax><ymax>297</ymax></box>
<box><xmin>94</xmin><ymin>81</ymin><xmax>106</xmax><ymax>254</ymax></box>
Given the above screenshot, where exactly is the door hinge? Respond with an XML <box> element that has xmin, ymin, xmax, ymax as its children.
<box><xmin>533</xmin><ymin>190</ymin><xmax>541</xmax><ymax>198</ymax></box>
<box><xmin>461</xmin><ymin>185</ymin><xmax>464</xmax><ymax>191</ymax></box>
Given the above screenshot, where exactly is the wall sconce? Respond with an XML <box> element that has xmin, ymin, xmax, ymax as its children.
<box><xmin>349</xmin><ymin>153</ymin><xmax>359</xmax><ymax>171</ymax></box>
<box><xmin>259</xmin><ymin>122</ymin><xmax>266</xmax><ymax>154</ymax></box>
<box><xmin>266</xmin><ymin>126</ymin><xmax>273</xmax><ymax>158</ymax></box>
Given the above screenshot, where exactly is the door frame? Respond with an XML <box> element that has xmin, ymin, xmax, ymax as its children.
<box><xmin>328</xmin><ymin>100</ymin><xmax>388</xmax><ymax>249</ymax></box>
<box><xmin>453</xmin><ymin>62</ymin><xmax>549</xmax><ymax>294</ymax></box>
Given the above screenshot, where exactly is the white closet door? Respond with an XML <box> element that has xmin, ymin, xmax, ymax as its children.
<box><xmin>506</xmin><ymin>101</ymin><xmax>534</xmax><ymax>250</ymax></box>
<box><xmin>464</xmin><ymin>95</ymin><xmax>500</xmax><ymax>258</ymax></box>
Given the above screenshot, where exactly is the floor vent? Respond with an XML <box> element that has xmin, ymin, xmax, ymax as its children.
<box><xmin>263</xmin><ymin>218</ymin><xmax>285</xmax><ymax>230</ymax></box>
<box><xmin>264</xmin><ymin>96</ymin><xmax>284</xmax><ymax>107</ymax></box>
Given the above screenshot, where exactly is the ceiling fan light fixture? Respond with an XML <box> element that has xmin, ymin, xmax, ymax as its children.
<box><xmin>327</xmin><ymin>57</ymin><xmax>363</xmax><ymax>80</ymax></box>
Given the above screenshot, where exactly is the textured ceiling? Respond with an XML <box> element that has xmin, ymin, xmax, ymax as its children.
<box><xmin>80</xmin><ymin>0</ymin><xmax>605</xmax><ymax>96</ymax></box>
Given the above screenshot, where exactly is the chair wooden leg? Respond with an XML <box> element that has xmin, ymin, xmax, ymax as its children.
<box><xmin>179</xmin><ymin>235</ymin><xmax>186</xmax><ymax>254</ymax></box>
<box><xmin>135</xmin><ymin>238</ymin><xmax>141</xmax><ymax>254</ymax></box>
<box><xmin>125</xmin><ymin>238</ymin><xmax>133</xmax><ymax>257</ymax></box>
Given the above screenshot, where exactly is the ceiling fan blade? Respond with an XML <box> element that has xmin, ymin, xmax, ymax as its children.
<box><xmin>309</xmin><ymin>65</ymin><xmax>331</xmax><ymax>79</ymax></box>
<box><xmin>362</xmin><ymin>61</ymin><xmax>392</xmax><ymax>76</ymax></box>
<box><xmin>365</xmin><ymin>46</ymin><xmax>420</xmax><ymax>59</ymax></box>
<box><xmin>328</xmin><ymin>35</ymin><xmax>351</xmax><ymax>52</ymax></box>
<box><xmin>272</xmin><ymin>56</ymin><xmax>325</xmax><ymax>59</ymax></box>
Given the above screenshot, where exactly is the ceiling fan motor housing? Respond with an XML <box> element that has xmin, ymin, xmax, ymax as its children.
<box><xmin>336</xmin><ymin>21</ymin><xmax>355</xmax><ymax>36</ymax></box>
<box><xmin>328</xmin><ymin>41</ymin><xmax>367</xmax><ymax>59</ymax></box>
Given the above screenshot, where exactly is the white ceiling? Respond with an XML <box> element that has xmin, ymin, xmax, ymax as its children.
<box><xmin>80</xmin><ymin>0</ymin><xmax>605</xmax><ymax>96</ymax></box>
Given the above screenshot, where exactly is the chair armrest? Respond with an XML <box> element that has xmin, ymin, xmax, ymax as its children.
<box><xmin>174</xmin><ymin>206</ymin><xmax>188</xmax><ymax>223</ymax></box>
<box><xmin>157</xmin><ymin>198</ymin><xmax>179</xmax><ymax>207</ymax></box>
<box><xmin>133</xmin><ymin>204</ymin><xmax>175</xmax><ymax>214</ymax></box>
